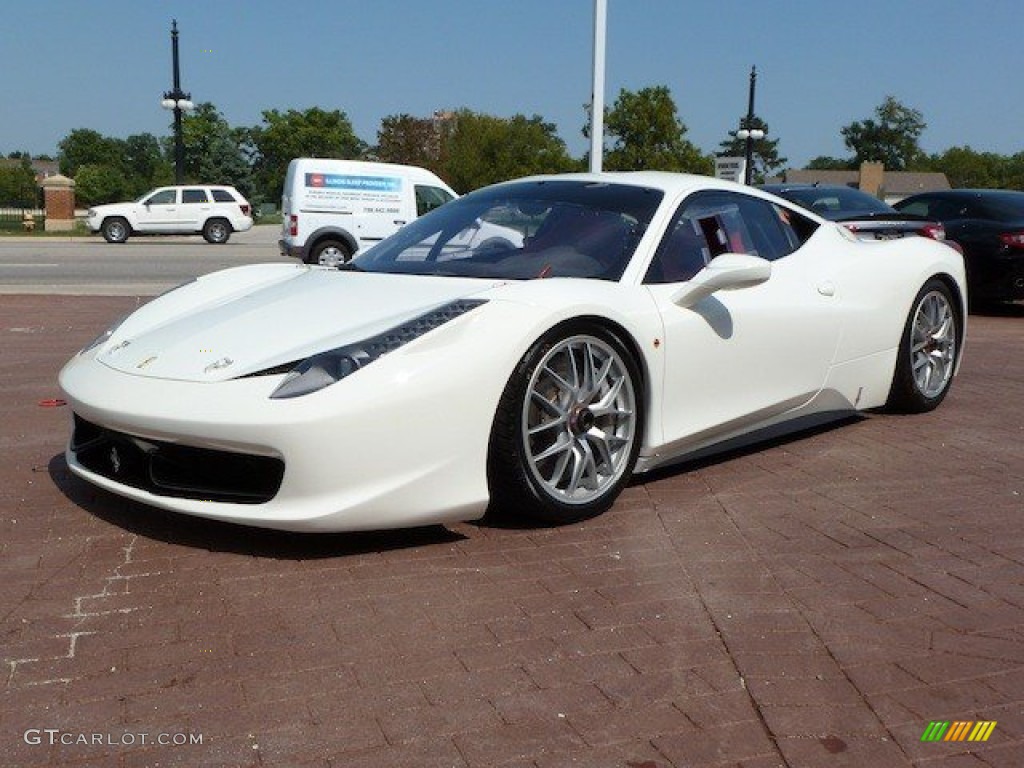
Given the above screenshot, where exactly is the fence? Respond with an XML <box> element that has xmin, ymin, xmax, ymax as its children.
<box><xmin>0</xmin><ymin>207</ymin><xmax>45</xmax><ymax>233</ymax></box>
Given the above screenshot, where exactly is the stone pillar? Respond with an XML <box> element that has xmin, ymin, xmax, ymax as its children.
<box><xmin>42</xmin><ymin>174</ymin><xmax>76</xmax><ymax>232</ymax></box>
<box><xmin>858</xmin><ymin>162</ymin><xmax>885</xmax><ymax>199</ymax></box>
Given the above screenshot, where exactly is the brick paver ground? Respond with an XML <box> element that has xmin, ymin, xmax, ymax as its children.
<box><xmin>2</xmin><ymin>295</ymin><xmax>1022</xmax><ymax>768</ymax></box>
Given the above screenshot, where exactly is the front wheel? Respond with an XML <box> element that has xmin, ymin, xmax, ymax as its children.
<box><xmin>101</xmin><ymin>217</ymin><xmax>130</xmax><ymax>244</ymax></box>
<box><xmin>886</xmin><ymin>278</ymin><xmax>960</xmax><ymax>413</ymax></box>
<box><xmin>202</xmin><ymin>218</ymin><xmax>231</xmax><ymax>244</ymax></box>
<box><xmin>488</xmin><ymin>324</ymin><xmax>643</xmax><ymax>524</ymax></box>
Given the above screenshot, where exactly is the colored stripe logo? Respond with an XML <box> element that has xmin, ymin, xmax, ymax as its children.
<box><xmin>920</xmin><ymin>721</ymin><xmax>997</xmax><ymax>742</ymax></box>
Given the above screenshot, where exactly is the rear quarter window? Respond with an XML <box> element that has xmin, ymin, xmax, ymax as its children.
<box><xmin>210</xmin><ymin>189</ymin><xmax>237</xmax><ymax>203</ymax></box>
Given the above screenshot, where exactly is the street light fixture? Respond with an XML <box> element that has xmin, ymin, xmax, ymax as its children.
<box><xmin>161</xmin><ymin>19</ymin><xmax>194</xmax><ymax>184</ymax></box>
<box><xmin>737</xmin><ymin>66</ymin><xmax>764</xmax><ymax>185</ymax></box>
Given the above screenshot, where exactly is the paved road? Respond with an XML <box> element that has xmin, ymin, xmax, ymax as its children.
<box><xmin>1</xmin><ymin>288</ymin><xmax>1023</xmax><ymax>765</ymax></box>
<box><xmin>0</xmin><ymin>226</ymin><xmax>289</xmax><ymax>295</ymax></box>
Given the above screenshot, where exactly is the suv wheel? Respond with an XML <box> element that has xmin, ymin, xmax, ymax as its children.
<box><xmin>202</xmin><ymin>218</ymin><xmax>231</xmax><ymax>244</ymax></box>
<box><xmin>101</xmin><ymin>217</ymin><xmax>130</xmax><ymax>244</ymax></box>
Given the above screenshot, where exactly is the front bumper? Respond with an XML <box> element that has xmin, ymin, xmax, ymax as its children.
<box><xmin>58</xmin><ymin>341</ymin><xmax>503</xmax><ymax>532</ymax></box>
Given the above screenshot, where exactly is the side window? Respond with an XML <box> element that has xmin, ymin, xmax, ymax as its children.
<box><xmin>415</xmin><ymin>185</ymin><xmax>454</xmax><ymax>216</ymax></box>
<box><xmin>773</xmin><ymin>203</ymin><xmax>817</xmax><ymax>248</ymax></box>
<box><xmin>898</xmin><ymin>200</ymin><xmax>931</xmax><ymax>217</ymax></box>
<box><xmin>210</xmin><ymin>189</ymin><xmax>236</xmax><ymax>203</ymax></box>
<box><xmin>733</xmin><ymin>196</ymin><xmax>798</xmax><ymax>260</ymax></box>
<box><xmin>646</xmin><ymin>191</ymin><xmax>812</xmax><ymax>284</ymax></box>
<box><xmin>182</xmin><ymin>188</ymin><xmax>208</xmax><ymax>204</ymax></box>
<box><xmin>644</xmin><ymin>209</ymin><xmax>711</xmax><ymax>284</ymax></box>
<box><xmin>144</xmin><ymin>189</ymin><xmax>177</xmax><ymax>205</ymax></box>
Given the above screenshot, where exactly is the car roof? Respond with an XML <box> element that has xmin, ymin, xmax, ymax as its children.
<box><xmin>762</xmin><ymin>183</ymin><xmax>864</xmax><ymax>193</ymax></box>
<box><xmin>901</xmin><ymin>189</ymin><xmax>1024</xmax><ymax>200</ymax></box>
<box><xmin>503</xmin><ymin>171</ymin><xmax>818</xmax><ymax>211</ymax></box>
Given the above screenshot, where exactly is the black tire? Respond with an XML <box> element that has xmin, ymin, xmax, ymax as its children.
<box><xmin>307</xmin><ymin>239</ymin><xmax>351</xmax><ymax>267</ymax></box>
<box><xmin>101</xmin><ymin>217</ymin><xmax>130</xmax><ymax>244</ymax></box>
<box><xmin>886</xmin><ymin>278</ymin><xmax>960</xmax><ymax>413</ymax></box>
<box><xmin>487</xmin><ymin>323</ymin><xmax>643</xmax><ymax>524</ymax></box>
<box><xmin>202</xmin><ymin>218</ymin><xmax>231</xmax><ymax>244</ymax></box>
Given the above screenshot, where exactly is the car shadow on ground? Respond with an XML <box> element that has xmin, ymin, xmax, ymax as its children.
<box><xmin>47</xmin><ymin>453</ymin><xmax>466</xmax><ymax>559</ymax></box>
<box><xmin>476</xmin><ymin>413</ymin><xmax>866</xmax><ymax>530</ymax></box>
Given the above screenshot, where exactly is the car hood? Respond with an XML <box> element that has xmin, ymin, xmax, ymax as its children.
<box><xmin>88</xmin><ymin>202</ymin><xmax>135</xmax><ymax>215</ymax></box>
<box><xmin>96</xmin><ymin>265</ymin><xmax>500</xmax><ymax>382</ymax></box>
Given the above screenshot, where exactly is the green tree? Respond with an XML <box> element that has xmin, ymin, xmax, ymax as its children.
<box><xmin>122</xmin><ymin>133</ymin><xmax>172</xmax><ymax>196</ymax></box>
<box><xmin>74</xmin><ymin>163</ymin><xmax>130</xmax><ymax>206</ymax></box>
<box><xmin>1003</xmin><ymin>152</ymin><xmax>1024</xmax><ymax>191</ymax></box>
<box><xmin>58</xmin><ymin>129</ymin><xmax>122</xmax><ymax>177</ymax></box>
<box><xmin>923</xmin><ymin>145</ymin><xmax>1002</xmax><ymax>188</ymax></box>
<box><xmin>0</xmin><ymin>157</ymin><xmax>37</xmax><ymax>207</ymax></box>
<box><xmin>375</xmin><ymin>113</ymin><xmax>447</xmax><ymax>174</ymax></box>
<box><xmin>805</xmin><ymin>156</ymin><xmax>855</xmax><ymax>170</ymax></box>
<box><xmin>443</xmin><ymin>110</ymin><xmax>578</xmax><ymax>192</ymax></box>
<box><xmin>249</xmin><ymin>107</ymin><xmax>368</xmax><ymax>202</ymax></box>
<box><xmin>841</xmin><ymin>96</ymin><xmax>927</xmax><ymax>171</ymax></box>
<box><xmin>178</xmin><ymin>103</ymin><xmax>252</xmax><ymax>197</ymax></box>
<box><xmin>60</xmin><ymin>128</ymin><xmax>173</xmax><ymax>203</ymax></box>
<box><xmin>597</xmin><ymin>86</ymin><xmax>712</xmax><ymax>174</ymax></box>
<box><xmin>716</xmin><ymin>115</ymin><xmax>787</xmax><ymax>181</ymax></box>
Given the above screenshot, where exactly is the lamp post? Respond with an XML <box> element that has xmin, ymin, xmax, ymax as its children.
<box><xmin>161</xmin><ymin>19</ymin><xmax>194</xmax><ymax>184</ymax></box>
<box><xmin>589</xmin><ymin>0</ymin><xmax>607</xmax><ymax>173</ymax></box>
<box><xmin>735</xmin><ymin>66</ymin><xmax>764</xmax><ymax>185</ymax></box>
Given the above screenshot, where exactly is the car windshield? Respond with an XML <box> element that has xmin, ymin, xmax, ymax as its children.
<box><xmin>775</xmin><ymin>187</ymin><xmax>893</xmax><ymax>219</ymax></box>
<box><xmin>352</xmin><ymin>180</ymin><xmax>663</xmax><ymax>281</ymax></box>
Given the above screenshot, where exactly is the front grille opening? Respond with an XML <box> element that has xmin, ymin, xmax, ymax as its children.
<box><xmin>72</xmin><ymin>414</ymin><xmax>284</xmax><ymax>504</ymax></box>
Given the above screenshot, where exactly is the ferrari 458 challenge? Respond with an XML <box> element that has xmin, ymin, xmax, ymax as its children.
<box><xmin>59</xmin><ymin>172</ymin><xmax>966</xmax><ymax>532</ymax></box>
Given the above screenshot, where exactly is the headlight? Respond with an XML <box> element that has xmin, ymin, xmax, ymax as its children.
<box><xmin>269</xmin><ymin>299</ymin><xmax>486</xmax><ymax>399</ymax></box>
<box><xmin>87</xmin><ymin>208</ymin><xmax>96</xmax><ymax>218</ymax></box>
<box><xmin>79</xmin><ymin>315</ymin><xmax>128</xmax><ymax>355</ymax></box>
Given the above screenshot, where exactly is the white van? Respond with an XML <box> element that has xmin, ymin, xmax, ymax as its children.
<box><xmin>279</xmin><ymin>159</ymin><xmax>457</xmax><ymax>267</ymax></box>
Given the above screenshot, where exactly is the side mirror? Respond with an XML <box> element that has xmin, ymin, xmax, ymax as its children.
<box><xmin>671</xmin><ymin>253</ymin><xmax>771</xmax><ymax>308</ymax></box>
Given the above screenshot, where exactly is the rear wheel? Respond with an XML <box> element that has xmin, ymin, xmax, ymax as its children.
<box><xmin>488</xmin><ymin>324</ymin><xmax>642</xmax><ymax>524</ymax></box>
<box><xmin>101</xmin><ymin>217</ymin><xmax>130</xmax><ymax>243</ymax></box>
<box><xmin>886</xmin><ymin>278</ymin><xmax>959</xmax><ymax>412</ymax></box>
<box><xmin>202</xmin><ymin>218</ymin><xmax>231</xmax><ymax>244</ymax></box>
<box><xmin>308</xmin><ymin>239</ymin><xmax>351</xmax><ymax>268</ymax></box>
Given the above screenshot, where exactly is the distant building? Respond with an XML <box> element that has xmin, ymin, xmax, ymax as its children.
<box><xmin>766</xmin><ymin>162</ymin><xmax>951</xmax><ymax>205</ymax></box>
<box><xmin>0</xmin><ymin>158</ymin><xmax>60</xmax><ymax>184</ymax></box>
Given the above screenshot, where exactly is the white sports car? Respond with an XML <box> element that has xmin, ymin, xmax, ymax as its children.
<box><xmin>59</xmin><ymin>172</ymin><xmax>967</xmax><ymax>532</ymax></box>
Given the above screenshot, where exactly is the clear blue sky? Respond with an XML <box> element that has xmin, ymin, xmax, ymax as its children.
<box><xmin>2</xmin><ymin>0</ymin><xmax>1022</xmax><ymax>169</ymax></box>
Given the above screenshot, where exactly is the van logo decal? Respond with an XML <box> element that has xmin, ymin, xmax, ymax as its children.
<box><xmin>304</xmin><ymin>173</ymin><xmax>401</xmax><ymax>193</ymax></box>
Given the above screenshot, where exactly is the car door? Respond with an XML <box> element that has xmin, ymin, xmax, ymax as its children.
<box><xmin>178</xmin><ymin>187</ymin><xmax>210</xmax><ymax>231</ymax></box>
<box><xmin>135</xmin><ymin>188</ymin><xmax>179</xmax><ymax>232</ymax></box>
<box><xmin>644</xmin><ymin>191</ymin><xmax>844</xmax><ymax>450</ymax></box>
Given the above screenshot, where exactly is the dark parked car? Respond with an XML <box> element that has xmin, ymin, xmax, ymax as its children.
<box><xmin>894</xmin><ymin>190</ymin><xmax>1024</xmax><ymax>303</ymax></box>
<box><xmin>763</xmin><ymin>184</ymin><xmax>948</xmax><ymax>242</ymax></box>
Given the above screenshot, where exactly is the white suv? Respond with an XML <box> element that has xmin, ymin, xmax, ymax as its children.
<box><xmin>86</xmin><ymin>185</ymin><xmax>253</xmax><ymax>244</ymax></box>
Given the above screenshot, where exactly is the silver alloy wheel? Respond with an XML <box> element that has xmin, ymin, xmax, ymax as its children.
<box><xmin>104</xmin><ymin>220</ymin><xmax>127</xmax><ymax>242</ymax></box>
<box><xmin>911</xmin><ymin>289</ymin><xmax>957</xmax><ymax>399</ymax></box>
<box><xmin>522</xmin><ymin>334</ymin><xmax>637</xmax><ymax>505</ymax></box>
<box><xmin>206</xmin><ymin>220</ymin><xmax>228</xmax><ymax>243</ymax></box>
<box><xmin>317</xmin><ymin>244</ymin><xmax>347</xmax><ymax>268</ymax></box>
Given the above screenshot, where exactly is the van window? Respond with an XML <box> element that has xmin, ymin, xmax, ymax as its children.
<box><xmin>415</xmin><ymin>185</ymin><xmax>454</xmax><ymax>216</ymax></box>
